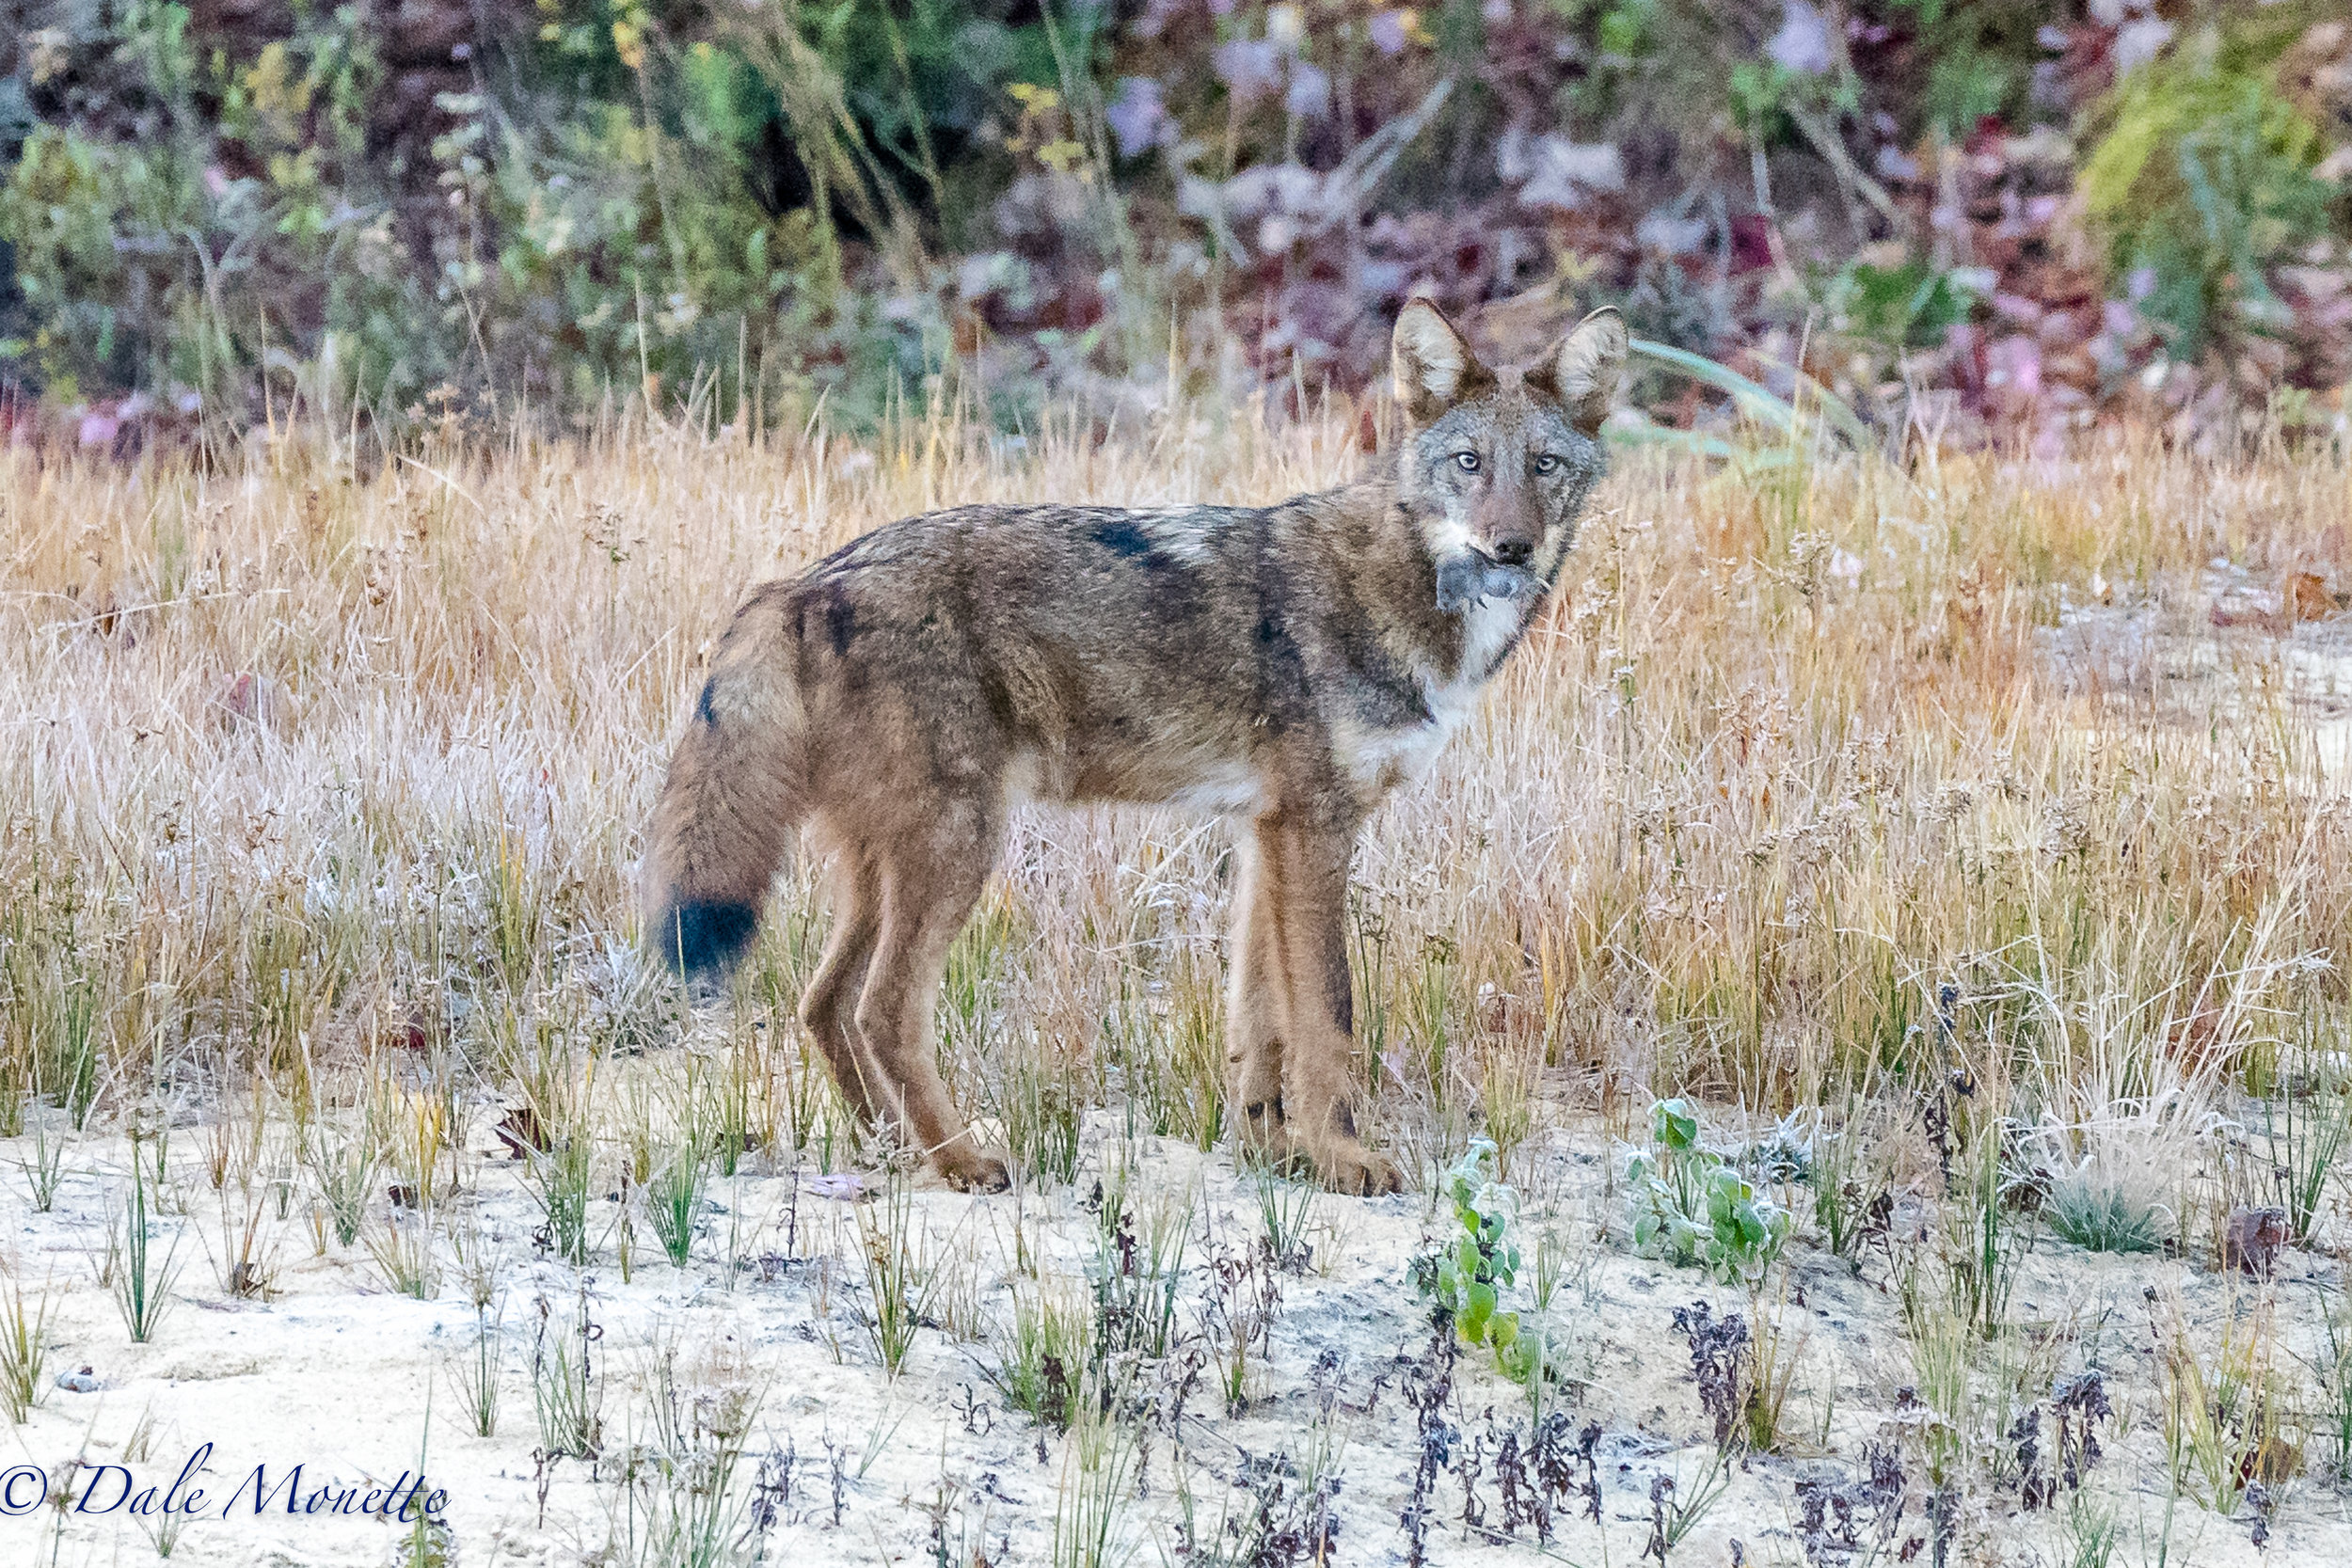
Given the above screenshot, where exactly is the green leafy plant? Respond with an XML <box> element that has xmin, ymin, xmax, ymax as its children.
<box><xmin>1411</xmin><ymin>1138</ymin><xmax>1538</xmax><ymax>1383</ymax></box>
<box><xmin>1626</xmin><ymin>1100</ymin><xmax>1792</xmax><ymax>1288</ymax></box>
<box><xmin>2080</xmin><ymin>14</ymin><xmax>2338</xmax><ymax>358</ymax></box>
<box><xmin>0</xmin><ymin>0</ymin><xmax>1006</xmax><ymax>424</ymax></box>
<box><xmin>1827</xmin><ymin>259</ymin><xmax>1981</xmax><ymax>351</ymax></box>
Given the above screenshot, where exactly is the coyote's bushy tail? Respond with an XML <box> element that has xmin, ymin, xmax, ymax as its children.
<box><xmin>642</xmin><ymin>621</ymin><xmax>810</xmax><ymax>978</ymax></box>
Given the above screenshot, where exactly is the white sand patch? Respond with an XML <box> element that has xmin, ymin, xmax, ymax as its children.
<box><xmin>0</xmin><ymin>1098</ymin><xmax>2338</xmax><ymax>1567</ymax></box>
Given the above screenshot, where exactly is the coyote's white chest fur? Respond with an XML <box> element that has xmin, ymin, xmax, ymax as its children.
<box><xmin>1336</xmin><ymin>590</ymin><xmax>1528</xmax><ymax>796</ymax></box>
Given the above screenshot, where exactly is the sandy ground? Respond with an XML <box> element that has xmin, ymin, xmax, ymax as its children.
<box><xmin>2046</xmin><ymin>562</ymin><xmax>2352</xmax><ymax>783</ymax></box>
<box><xmin>2</xmin><ymin>1090</ymin><xmax>2347</xmax><ymax>1568</ymax></box>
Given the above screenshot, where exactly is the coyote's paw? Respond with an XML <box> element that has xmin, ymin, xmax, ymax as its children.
<box><xmin>1300</xmin><ymin>1136</ymin><xmax>1403</xmax><ymax>1197</ymax></box>
<box><xmin>936</xmin><ymin>1147</ymin><xmax>1012</xmax><ymax>1194</ymax></box>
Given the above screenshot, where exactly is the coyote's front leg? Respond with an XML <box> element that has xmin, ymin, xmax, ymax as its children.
<box><xmin>1227</xmin><ymin>831</ymin><xmax>1289</xmax><ymax>1161</ymax></box>
<box><xmin>1228</xmin><ymin>805</ymin><xmax>1402</xmax><ymax>1196</ymax></box>
<box><xmin>835</xmin><ymin>808</ymin><xmax>1012</xmax><ymax>1193</ymax></box>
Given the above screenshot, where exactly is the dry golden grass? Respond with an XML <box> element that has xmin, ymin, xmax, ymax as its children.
<box><xmin>6</xmin><ymin>412</ymin><xmax>2345</xmax><ymax>1139</ymax></box>
<box><xmin>3</xmin><ymin>407</ymin><xmax>2352</xmax><ymax>1561</ymax></box>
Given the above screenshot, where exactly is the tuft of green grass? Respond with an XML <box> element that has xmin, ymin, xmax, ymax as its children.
<box><xmin>1477</xmin><ymin>1040</ymin><xmax>1542</xmax><ymax>1179</ymax></box>
<box><xmin>2156</xmin><ymin>1290</ymin><xmax>2287</xmax><ymax>1517</ymax></box>
<box><xmin>2266</xmin><ymin>1050</ymin><xmax>2352</xmax><ymax>1245</ymax></box>
<box><xmin>1804</xmin><ymin>1087</ymin><xmax>1881</xmax><ymax>1268</ymax></box>
<box><xmin>854</xmin><ymin>1172</ymin><xmax>930</xmax><ymax>1378</ymax></box>
<box><xmin>997</xmin><ymin>1049</ymin><xmax>1083</xmax><ymax>1188</ymax></box>
<box><xmin>16</xmin><ymin>1102</ymin><xmax>67</xmax><ymax>1212</ymax></box>
<box><xmin>612</xmin><ymin>1339</ymin><xmax>762</xmax><ymax>1568</ymax></box>
<box><xmin>2322</xmin><ymin>1282</ymin><xmax>2352</xmax><ymax>1482</ymax></box>
<box><xmin>1740</xmin><ymin>1291</ymin><xmax>1809</xmax><ymax>1455</ymax></box>
<box><xmin>987</xmin><ymin>1285</ymin><xmax>1090</xmax><ymax>1430</ymax></box>
<box><xmin>2042</xmin><ymin>1178</ymin><xmax>2169</xmax><ymax>1255</ymax></box>
<box><xmin>1163</xmin><ymin>951</ymin><xmax>1227</xmax><ymax>1151</ymax></box>
<box><xmin>105</xmin><ymin>1146</ymin><xmax>184</xmax><ymax>1344</ymax></box>
<box><xmin>141</xmin><ymin>1505</ymin><xmax>190</xmax><ymax>1559</ymax></box>
<box><xmin>308</xmin><ymin>1121</ymin><xmax>376</xmax><ymax>1249</ymax></box>
<box><xmin>1089</xmin><ymin>1173</ymin><xmax>1190</xmax><ymax>1366</ymax></box>
<box><xmin>644</xmin><ymin>1142</ymin><xmax>707</xmax><ymax>1270</ymax></box>
<box><xmin>530</xmin><ymin>1127</ymin><xmax>595</xmax><ymax>1267</ymax></box>
<box><xmin>704</xmin><ymin>1043</ymin><xmax>760</xmax><ymax>1179</ymax></box>
<box><xmin>1942</xmin><ymin>1120</ymin><xmax>2030</xmax><ymax>1340</ymax></box>
<box><xmin>448</xmin><ymin>1305</ymin><xmax>503</xmax><ymax>1439</ymax></box>
<box><xmin>1251</xmin><ymin>1167</ymin><xmax>1316</xmax><ymax>1273</ymax></box>
<box><xmin>0</xmin><ymin>1270</ymin><xmax>52</xmax><ymax>1423</ymax></box>
<box><xmin>42</xmin><ymin>965</ymin><xmax>105</xmax><ymax>1132</ymax></box>
<box><xmin>367</xmin><ymin>1214</ymin><xmax>440</xmax><ymax>1301</ymax></box>
<box><xmin>2028</xmin><ymin>1111</ymin><xmax>2189</xmax><ymax>1257</ymax></box>
<box><xmin>1048</xmin><ymin>1399</ymin><xmax>1136</xmax><ymax>1568</ymax></box>
<box><xmin>2061</xmin><ymin>1488</ymin><xmax>2122</xmax><ymax>1568</ymax></box>
<box><xmin>532</xmin><ymin>1285</ymin><xmax>604</xmax><ymax>1461</ymax></box>
<box><xmin>212</xmin><ymin>1184</ymin><xmax>281</xmax><ymax>1300</ymax></box>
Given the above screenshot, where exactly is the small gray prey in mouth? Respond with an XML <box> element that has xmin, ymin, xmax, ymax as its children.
<box><xmin>1434</xmin><ymin>550</ymin><xmax>1536</xmax><ymax>614</ymax></box>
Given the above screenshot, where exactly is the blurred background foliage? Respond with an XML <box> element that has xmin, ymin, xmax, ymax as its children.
<box><xmin>0</xmin><ymin>0</ymin><xmax>2345</xmax><ymax>444</ymax></box>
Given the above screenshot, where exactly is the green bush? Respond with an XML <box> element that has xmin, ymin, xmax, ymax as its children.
<box><xmin>2</xmin><ymin>0</ymin><xmax>2343</xmax><ymax>426</ymax></box>
<box><xmin>1825</xmin><ymin>258</ymin><xmax>1980</xmax><ymax>351</ymax></box>
<box><xmin>2041</xmin><ymin>1179</ymin><xmax>2167</xmax><ymax>1255</ymax></box>
<box><xmin>2080</xmin><ymin>14</ymin><xmax>2339</xmax><ymax>359</ymax></box>
<box><xmin>0</xmin><ymin>0</ymin><xmax>1055</xmax><ymax>424</ymax></box>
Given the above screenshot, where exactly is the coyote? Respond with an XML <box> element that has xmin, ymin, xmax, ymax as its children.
<box><xmin>643</xmin><ymin>300</ymin><xmax>1626</xmax><ymax>1194</ymax></box>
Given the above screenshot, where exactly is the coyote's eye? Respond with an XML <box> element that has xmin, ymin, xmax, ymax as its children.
<box><xmin>1454</xmin><ymin>451</ymin><xmax>1481</xmax><ymax>473</ymax></box>
<box><xmin>1534</xmin><ymin>454</ymin><xmax>1562</xmax><ymax>475</ymax></box>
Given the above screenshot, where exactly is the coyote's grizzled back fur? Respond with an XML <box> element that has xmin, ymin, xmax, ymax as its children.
<box><xmin>644</xmin><ymin>300</ymin><xmax>1628</xmax><ymax>1193</ymax></box>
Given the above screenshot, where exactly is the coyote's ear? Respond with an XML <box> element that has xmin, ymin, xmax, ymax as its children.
<box><xmin>1391</xmin><ymin>300</ymin><xmax>1488</xmax><ymax>423</ymax></box>
<box><xmin>1541</xmin><ymin>307</ymin><xmax>1629</xmax><ymax>433</ymax></box>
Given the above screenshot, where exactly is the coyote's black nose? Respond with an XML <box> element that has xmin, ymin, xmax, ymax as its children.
<box><xmin>1490</xmin><ymin>538</ymin><xmax>1534</xmax><ymax>565</ymax></box>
